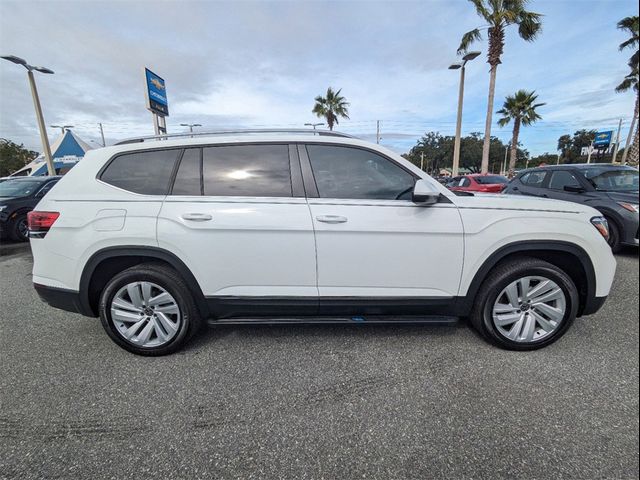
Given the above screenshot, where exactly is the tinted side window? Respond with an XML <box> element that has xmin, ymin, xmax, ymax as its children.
<box><xmin>548</xmin><ymin>171</ymin><xmax>581</xmax><ymax>190</ymax></box>
<box><xmin>520</xmin><ymin>171</ymin><xmax>547</xmax><ymax>187</ymax></box>
<box><xmin>306</xmin><ymin>145</ymin><xmax>415</xmax><ymax>200</ymax></box>
<box><xmin>172</xmin><ymin>148</ymin><xmax>201</xmax><ymax>195</ymax></box>
<box><xmin>101</xmin><ymin>149</ymin><xmax>179</xmax><ymax>195</ymax></box>
<box><xmin>461</xmin><ymin>178</ymin><xmax>471</xmax><ymax>187</ymax></box>
<box><xmin>203</xmin><ymin>144</ymin><xmax>291</xmax><ymax>197</ymax></box>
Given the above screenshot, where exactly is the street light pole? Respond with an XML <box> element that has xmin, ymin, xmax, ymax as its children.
<box><xmin>50</xmin><ymin>124</ymin><xmax>74</xmax><ymax>135</ymax></box>
<box><xmin>449</xmin><ymin>51</ymin><xmax>481</xmax><ymax>177</ymax></box>
<box><xmin>2</xmin><ymin>55</ymin><xmax>56</xmax><ymax>176</ymax></box>
<box><xmin>180</xmin><ymin>123</ymin><xmax>202</xmax><ymax>134</ymax></box>
<box><xmin>304</xmin><ymin>122</ymin><xmax>324</xmax><ymax>130</ymax></box>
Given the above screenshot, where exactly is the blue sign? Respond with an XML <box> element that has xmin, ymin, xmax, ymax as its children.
<box><xmin>144</xmin><ymin>68</ymin><xmax>169</xmax><ymax>116</ymax></box>
<box><xmin>593</xmin><ymin>130</ymin><xmax>613</xmax><ymax>148</ymax></box>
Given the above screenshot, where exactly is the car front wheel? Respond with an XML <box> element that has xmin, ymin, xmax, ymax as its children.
<box><xmin>470</xmin><ymin>257</ymin><xmax>579</xmax><ymax>350</ymax></box>
<box><xmin>99</xmin><ymin>263</ymin><xmax>202</xmax><ymax>355</ymax></box>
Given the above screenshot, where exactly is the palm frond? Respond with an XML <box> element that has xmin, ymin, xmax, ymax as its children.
<box><xmin>457</xmin><ymin>28</ymin><xmax>483</xmax><ymax>54</ymax></box>
<box><xmin>518</xmin><ymin>11</ymin><xmax>542</xmax><ymax>41</ymax></box>
<box><xmin>469</xmin><ymin>0</ymin><xmax>491</xmax><ymax>20</ymax></box>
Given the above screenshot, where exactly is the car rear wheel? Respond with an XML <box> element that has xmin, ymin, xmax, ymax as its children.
<box><xmin>99</xmin><ymin>263</ymin><xmax>202</xmax><ymax>355</ymax></box>
<box><xmin>9</xmin><ymin>214</ymin><xmax>29</xmax><ymax>242</ymax></box>
<box><xmin>470</xmin><ymin>257</ymin><xmax>579</xmax><ymax>350</ymax></box>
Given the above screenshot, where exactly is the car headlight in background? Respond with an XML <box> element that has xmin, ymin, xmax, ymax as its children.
<box><xmin>591</xmin><ymin>216</ymin><xmax>610</xmax><ymax>241</ymax></box>
<box><xmin>618</xmin><ymin>202</ymin><xmax>639</xmax><ymax>213</ymax></box>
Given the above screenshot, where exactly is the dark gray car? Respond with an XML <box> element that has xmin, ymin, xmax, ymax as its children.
<box><xmin>505</xmin><ymin>164</ymin><xmax>638</xmax><ymax>252</ymax></box>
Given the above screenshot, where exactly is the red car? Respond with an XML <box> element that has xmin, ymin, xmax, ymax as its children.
<box><xmin>447</xmin><ymin>174</ymin><xmax>509</xmax><ymax>193</ymax></box>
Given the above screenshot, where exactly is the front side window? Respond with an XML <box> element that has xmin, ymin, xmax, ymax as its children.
<box><xmin>101</xmin><ymin>149</ymin><xmax>180</xmax><ymax>195</ymax></box>
<box><xmin>306</xmin><ymin>145</ymin><xmax>415</xmax><ymax>200</ymax></box>
<box><xmin>202</xmin><ymin>144</ymin><xmax>292</xmax><ymax>197</ymax></box>
<box><xmin>548</xmin><ymin>170</ymin><xmax>581</xmax><ymax>190</ymax></box>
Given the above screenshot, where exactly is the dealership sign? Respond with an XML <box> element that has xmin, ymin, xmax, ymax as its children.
<box><xmin>144</xmin><ymin>68</ymin><xmax>169</xmax><ymax>117</ymax></box>
<box><xmin>593</xmin><ymin>130</ymin><xmax>613</xmax><ymax>148</ymax></box>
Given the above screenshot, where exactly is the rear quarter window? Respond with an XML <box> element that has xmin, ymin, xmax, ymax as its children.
<box><xmin>100</xmin><ymin>149</ymin><xmax>180</xmax><ymax>195</ymax></box>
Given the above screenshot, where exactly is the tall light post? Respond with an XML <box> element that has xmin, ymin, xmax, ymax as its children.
<box><xmin>180</xmin><ymin>123</ymin><xmax>202</xmax><ymax>134</ymax></box>
<box><xmin>50</xmin><ymin>125</ymin><xmax>74</xmax><ymax>135</ymax></box>
<box><xmin>449</xmin><ymin>51</ymin><xmax>481</xmax><ymax>176</ymax></box>
<box><xmin>1</xmin><ymin>55</ymin><xmax>56</xmax><ymax>176</ymax></box>
<box><xmin>304</xmin><ymin>122</ymin><xmax>324</xmax><ymax>130</ymax></box>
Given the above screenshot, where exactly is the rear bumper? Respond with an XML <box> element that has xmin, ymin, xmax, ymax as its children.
<box><xmin>34</xmin><ymin>283</ymin><xmax>94</xmax><ymax>317</ymax></box>
<box><xmin>580</xmin><ymin>295</ymin><xmax>608</xmax><ymax>317</ymax></box>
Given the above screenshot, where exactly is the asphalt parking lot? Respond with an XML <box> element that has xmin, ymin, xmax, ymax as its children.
<box><xmin>0</xmin><ymin>242</ymin><xmax>638</xmax><ymax>479</ymax></box>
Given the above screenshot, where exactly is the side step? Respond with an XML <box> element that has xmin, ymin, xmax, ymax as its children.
<box><xmin>208</xmin><ymin>316</ymin><xmax>459</xmax><ymax>326</ymax></box>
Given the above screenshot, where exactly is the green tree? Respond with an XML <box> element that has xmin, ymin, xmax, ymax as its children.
<box><xmin>616</xmin><ymin>15</ymin><xmax>639</xmax><ymax>164</ymax></box>
<box><xmin>496</xmin><ymin>90</ymin><xmax>544</xmax><ymax>177</ymax></box>
<box><xmin>458</xmin><ymin>0</ymin><xmax>542</xmax><ymax>174</ymax></box>
<box><xmin>556</xmin><ymin>130</ymin><xmax>597</xmax><ymax>164</ymax></box>
<box><xmin>312</xmin><ymin>87</ymin><xmax>350</xmax><ymax>131</ymax></box>
<box><xmin>0</xmin><ymin>139</ymin><xmax>38</xmax><ymax>177</ymax></box>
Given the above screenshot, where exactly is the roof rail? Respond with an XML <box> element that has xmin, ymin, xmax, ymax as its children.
<box><xmin>114</xmin><ymin>128</ymin><xmax>356</xmax><ymax>145</ymax></box>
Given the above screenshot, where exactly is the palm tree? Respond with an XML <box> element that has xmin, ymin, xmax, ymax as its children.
<box><xmin>458</xmin><ymin>0</ymin><xmax>542</xmax><ymax>174</ymax></box>
<box><xmin>312</xmin><ymin>87</ymin><xmax>350</xmax><ymax>131</ymax></box>
<box><xmin>497</xmin><ymin>90</ymin><xmax>544</xmax><ymax>177</ymax></box>
<box><xmin>617</xmin><ymin>16</ymin><xmax>639</xmax><ymax>165</ymax></box>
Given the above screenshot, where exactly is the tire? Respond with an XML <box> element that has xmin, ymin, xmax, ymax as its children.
<box><xmin>99</xmin><ymin>263</ymin><xmax>202</xmax><ymax>356</ymax></box>
<box><xmin>604</xmin><ymin>217</ymin><xmax>622</xmax><ymax>253</ymax></box>
<box><xmin>8</xmin><ymin>213</ymin><xmax>29</xmax><ymax>242</ymax></box>
<box><xmin>470</xmin><ymin>257</ymin><xmax>579</xmax><ymax>351</ymax></box>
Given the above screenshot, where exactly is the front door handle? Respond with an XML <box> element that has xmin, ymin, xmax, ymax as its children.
<box><xmin>181</xmin><ymin>213</ymin><xmax>213</xmax><ymax>222</ymax></box>
<box><xmin>316</xmin><ymin>215</ymin><xmax>348</xmax><ymax>224</ymax></box>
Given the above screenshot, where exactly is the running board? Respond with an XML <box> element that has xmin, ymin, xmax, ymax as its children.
<box><xmin>207</xmin><ymin>316</ymin><xmax>459</xmax><ymax>326</ymax></box>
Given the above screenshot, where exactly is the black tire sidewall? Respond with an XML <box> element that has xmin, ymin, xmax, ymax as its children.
<box><xmin>10</xmin><ymin>214</ymin><xmax>28</xmax><ymax>242</ymax></box>
<box><xmin>480</xmin><ymin>265</ymin><xmax>579</xmax><ymax>350</ymax></box>
<box><xmin>605</xmin><ymin>217</ymin><xmax>621</xmax><ymax>252</ymax></box>
<box><xmin>99</xmin><ymin>268</ymin><xmax>195</xmax><ymax>355</ymax></box>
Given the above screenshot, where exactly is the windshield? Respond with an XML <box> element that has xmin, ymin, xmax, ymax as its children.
<box><xmin>475</xmin><ymin>175</ymin><xmax>508</xmax><ymax>185</ymax></box>
<box><xmin>582</xmin><ymin>168</ymin><xmax>639</xmax><ymax>192</ymax></box>
<box><xmin>0</xmin><ymin>180</ymin><xmax>42</xmax><ymax>198</ymax></box>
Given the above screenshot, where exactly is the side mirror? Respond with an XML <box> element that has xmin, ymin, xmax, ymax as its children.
<box><xmin>564</xmin><ymin>185</ymin><xmax>584</xmax><ymax>193</ymax></box>
<box><xmin>412</xmin><ymin>179</ymin><xmax>440</xmax><ymax>205</ymax></box>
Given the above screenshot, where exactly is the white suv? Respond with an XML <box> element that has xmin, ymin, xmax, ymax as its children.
<box><xmin>29</xmin><ymin>130</ymin><xmax>616</xmax><ymax>355</ymax></box>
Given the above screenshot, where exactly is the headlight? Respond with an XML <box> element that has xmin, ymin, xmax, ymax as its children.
<box><xmin>618</xmin><ymin>202</ymin><xmax>639</xmax><ymax>213</ymax></box>
<box><xmin>591</xmin><ymin>216</ymin><xmax>609</xmax><ymax>241</ymax></box>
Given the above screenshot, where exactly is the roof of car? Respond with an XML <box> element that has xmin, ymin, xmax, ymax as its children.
<box><xmin>5</xmin><ymin>175</ymin><xmax>61</xmax><ymax>182</ymax></box>
<box><xmin>526</xmin><ymin>163</ymin><xmax>636</xmax><ymax>171</ymax></box>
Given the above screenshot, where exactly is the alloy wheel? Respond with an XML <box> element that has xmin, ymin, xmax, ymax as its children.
<box><xmin>491</xmin><ymin>276</ymin><xmax>567</xmax><ymax>343</ymax></box>
<box><xmin>110</xmin><ymin>281</ymin><xmax>181</xmax><ymax>348</ymax></box>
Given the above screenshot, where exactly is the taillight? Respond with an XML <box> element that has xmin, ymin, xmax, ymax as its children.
<box><xmin>27</xmin><ymin>211</ymin><xmax>60</xmax><ymax>238</ymax></box>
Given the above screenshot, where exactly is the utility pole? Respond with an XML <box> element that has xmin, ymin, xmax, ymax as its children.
<box><xmin>621</xmin><ymin>108</ymin><xmax>638</xmax><ymax>165</ymax></box>
<box><xmin>449</xmin><ymin>51</ymin><xmax>481</xmax><ymax>177</ymax></box>
<box><xmin>98</xmin><ymin>123</ymin><xmax>106</xmax><ymax>146</ymax></box>
<box><xmin>502</xmin><ymin>144</ymin><xmax>508</xmax><ymax>175</ymax></box>
<box><xmin>587</xmin><ymin>140</ymin><xmax>594</xmax><ymax>164</ymax></box>
<box><xmin>612</xmin><ymin>118</ymin><xmax>623</xmax><ymax>163</ymax></box>
<box><xmin>420</xmin><ymin>151</ymin><xmax>424</xmax><ymax>171</ymax></box>
<box><xmin>376</xmin><ymin>120</ymin><xmax>381</xmax><ymax>144</ymax></box>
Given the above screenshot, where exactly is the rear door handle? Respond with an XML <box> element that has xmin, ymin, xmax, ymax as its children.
<box><xmin>316</xmin><ymin>215</ymin><xmax>348</xmax><ymax>224</ymax></box>
<box><xmin>181</xmin><ymin>213</ymin><xmax>213</xmax><ymax>222</ymax></box>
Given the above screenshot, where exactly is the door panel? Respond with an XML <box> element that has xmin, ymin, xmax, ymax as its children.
<box><xmin>158</xmin><ymin>197</ymin><xmax>317</xmax><ymax>298</ymax></box>
<box><xmin>308</xmin><ymin>199</ymin><xmax>464</xmax><ymax>299</ymax></box>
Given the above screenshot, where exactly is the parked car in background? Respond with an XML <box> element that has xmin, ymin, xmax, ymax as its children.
<box><xmin>0</xmin><ymin>176</ymin><xmax>60</xmax><ymax>241</ymax></box>
<box><xmin>447</xmin><ymin>174</ymin><xmax>509</xmax><ymax>193</ymax></box>
<box><xmin>504</xmin><ymin>164</ymin><xmax>639</xmax><ymax>252</ymax></box>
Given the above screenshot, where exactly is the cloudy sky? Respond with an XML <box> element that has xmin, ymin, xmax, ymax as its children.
<box><xmin>0</xmin><ymin>0</ymin><xmax>637</xmax><ymax>156</ymax></box>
